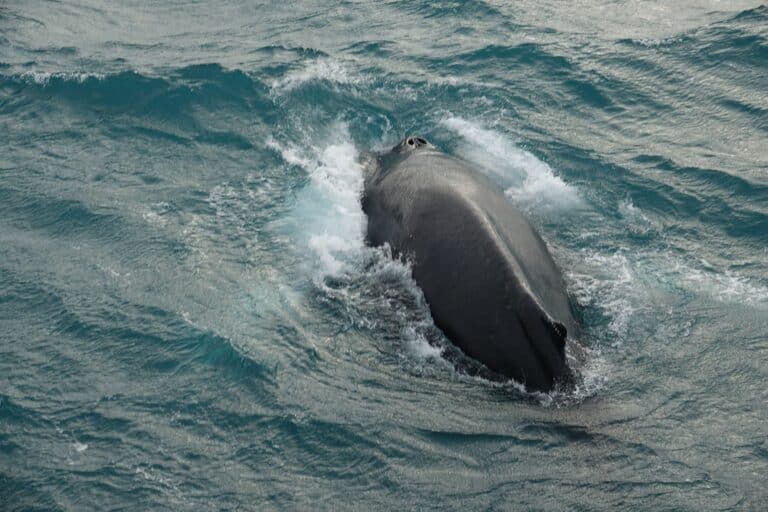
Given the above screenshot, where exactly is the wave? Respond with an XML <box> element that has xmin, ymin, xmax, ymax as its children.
<box><xmin>567</xmin><ymin>245</ymin><xmax>768</xmax><ymax>351</ymax></box>
<box><xmin>15</xmin><ymin>70</ymin><xmax>106</xmax><ymax>85</ymax></box>
<box><xmin>270</xmin><ymin>58</ymin><xmax>368</xmax><ymax>94</ymax></box>
<box><xmin>628</xmin><ymin>154</ymin><xmax>768</xmax><ymax>242</ymax></box>
<box><xmin>0</xmin><ymin>184</ymin><xmax>120</xmax><ymax>239</ymax></box>
<box><xmin>619</xmin><ymin>5</ymin><xmax>767</xmax><ymax>68</ymax></box>
<box><xmin>672</xmin><ymin>259</ymin><xmax>768</xmax><ymax>308</ymax></box>
<box><xmin>388</xmin><ymin>0</ymin><xmax>505</xmax><ymax>21</ymax></box>
<box><xmin>1</xmin><ymin>64</ymin><xmax>272</xmax><ymax>117</ymax></box>
<box><xmin>449</xmin><ymin>42</ymin><xmax>571</xmax><ymax>70</ymax></box>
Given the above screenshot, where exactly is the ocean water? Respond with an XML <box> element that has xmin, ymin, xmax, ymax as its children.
<box><xmin>1</xmin><ymin>1</ymin><xmax>767</xmax><ymax>510</ymax></box>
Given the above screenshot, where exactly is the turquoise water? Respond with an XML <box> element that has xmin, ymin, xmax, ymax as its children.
<box><xmin>2</xmin><ymin>1</ymin><xmax>767</xmax><ymax>509</ymax></box>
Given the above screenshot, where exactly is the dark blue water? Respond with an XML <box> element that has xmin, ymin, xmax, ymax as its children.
<box><xmin>2</xmin><ymin>1</ymin><xmax>767</xmax><ymax>510</ymax></box>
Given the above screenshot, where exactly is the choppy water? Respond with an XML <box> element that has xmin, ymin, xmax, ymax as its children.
<box><xmin>2</xmin><ymin>1</ymin><xmax>767</xmax><ymax>510</ymax></box>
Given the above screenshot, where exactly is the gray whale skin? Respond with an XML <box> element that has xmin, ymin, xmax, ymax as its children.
<box><xmin>362</xmin><ymin>136</ymin><xmax>577</xmax><ymax>392</ymax></box>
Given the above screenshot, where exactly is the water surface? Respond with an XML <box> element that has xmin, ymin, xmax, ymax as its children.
<box><xmin>1</xmin><ymin>1</ymin><xmax>767</xmax><ymax>510</ymax></box>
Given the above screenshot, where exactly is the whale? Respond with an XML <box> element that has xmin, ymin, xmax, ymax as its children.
<box><xmin>361</xmin><ymin>136</ymin><xmax>577</xmax><ymax>392</ymax></box>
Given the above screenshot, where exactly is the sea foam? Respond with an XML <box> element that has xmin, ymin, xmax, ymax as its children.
<box><xmin>268</xmin><ymin>125</ymin><xmax>365</xmax><ymax>276</ymax></box>
<box><xmin>440</xmin><ymin>116</ymin><xmax>582</xmax><ymax>214</ymax></box>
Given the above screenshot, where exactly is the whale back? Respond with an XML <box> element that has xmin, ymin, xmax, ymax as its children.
<box><xmin>362</xmin><ymin>141</ymin><xmax>577</xmax><ymax>391</ymax></box>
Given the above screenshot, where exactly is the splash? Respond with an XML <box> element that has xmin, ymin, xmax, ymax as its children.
<box><xmin>440</xmin><ymin>116</ymin><xmax>582</xmax><ymax>213</ymax></box>
<box><xmin>268</xmin><ymin>125</ymin><xmax>365</xmax><ymax>276</ymax></box>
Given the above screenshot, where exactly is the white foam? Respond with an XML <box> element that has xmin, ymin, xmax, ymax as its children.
<box><xmin>673</xmin><ymin>261</ymin><xmax>768</xmax><ymax>308</ymax></box>
<box><xmin>270</xmin><ymin>59</ymin><xmax>366</xmax><ymax>94</ymax></box>
<box><xmin>266</xmin><ymin>137</ymin><xmax>313</xmax><ymax>168</ymax></box>
<box><xmin>632</xmin><ymin>36</ymin><xmax>683</xmax><ymax>48</ymax></box>
<box><xmin>270</xmin><ymin>124</ymin><xmax>365</xmax><ymax>276</ymax></box>
<box><xmin>565</xmin><ymin>345</ymin><xmax>608</xmax><ymax>403</ymax></box>
<box><xmin>567</xmin><ymin>248</ymin><xmax>768</xmax><ymax>349</ymax></box>
<box><xmin>17</xmin><ymin>71</ymin><xmax>105</xmax><ymax>85</ymax></box>
<box><xmin>270</xmin><ymin>131</ymin><xmax>464</xmax><ymax>374</ymax></box>
<box><xmin>402</xmin><ymin>326</ymin><xmax>445</xmax><ymax>361</ymax></box>
<box><xmin>618</xmin><ymin>198</ymin><xmax>645</xmax><ymax>221</ymax></box>
<box><xmin>141</xmin><ymin>201</ymin><xmax>172</xmax><ymax>227</ymax></box>
<box><xmin>618</xmin><ymin>198</ymin><xmax>657</xmax><ymax>235</ymax></box>
<box><xmin>428</xmin><ymin>76</ymin><xmax>493</xmax><ymax>90</ymax></box>
<box><xmin>568</xmin><ymin>250</ymin><xmax>639</xmax><ymax>341</ymax></box>
<box><xmin>440</xmin><ymin>116</ymin><xmax>581</xmax><ymax>213</ymax></box>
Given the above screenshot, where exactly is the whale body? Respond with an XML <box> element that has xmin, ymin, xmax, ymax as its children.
<box><xmin>362</xmin><ymin>136</ymin><xmax>577</xmax><ymax>391</ymax></box>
